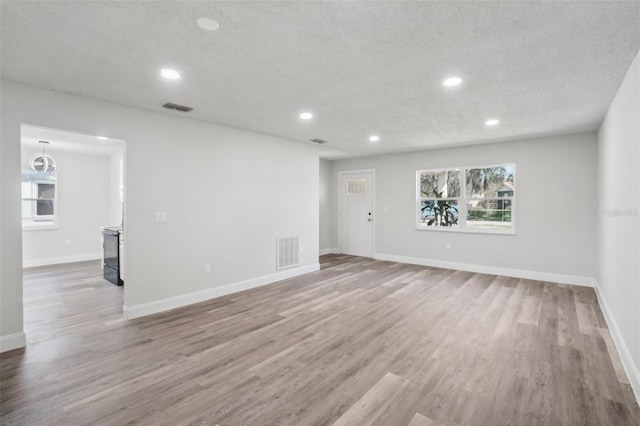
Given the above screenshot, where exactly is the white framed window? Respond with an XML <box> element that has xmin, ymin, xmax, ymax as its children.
<box><xmin>417</xmin><ymin>163</ymin><xmax>515</xmax><ymax>234</ymax></box>
<box><xmin>22</xmin><ymin>174</ymin><xmax>58</xmax><ymax>229</ymax></box>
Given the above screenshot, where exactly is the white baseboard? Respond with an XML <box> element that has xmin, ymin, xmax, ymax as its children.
<box><xmin>23</xmin><ymin>252</ymin><xmax>102</xmax><ymax>268</ymax></box>
<box><xmin>373</xmin><ymin>253</ymin><xmax>596</xmax><ymax>287</ymax></box>
<box><xmin>123</xmin><ymin>263</ymin><xmax>320</xmax><ymax>320</ymax></box>
<box><xmin>319</xmin><ymin>248</ymin><xmax>339</xmax><ymax>256</ymax></box>
<box><xmin>594</xmin><ymin>285</ymin><xmax>640</xmax><ymax>404</ymax></box>
<box><xmin>0</xmin><ymin>332</ymin><xmax>26</xmax><ymax>353</ymax></box>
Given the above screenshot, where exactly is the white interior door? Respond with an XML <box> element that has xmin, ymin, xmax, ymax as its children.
<box><xmin>340</xmin><ymin>172</ymin><xmax>373</xmax><ymax>257</ymax></box>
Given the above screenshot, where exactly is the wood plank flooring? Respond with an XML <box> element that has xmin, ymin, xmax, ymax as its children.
<box><xmin>1</xmin><ymin>255</ymin><xmax>638</xmax><ymax>425</ymax></box>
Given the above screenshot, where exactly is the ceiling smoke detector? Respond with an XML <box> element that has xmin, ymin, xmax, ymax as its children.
<box><xmin>309</xmin><ymin>138</ymin><xmax>328</xmax><ymax>144</ymax></box>
<box><xmin>197</xmin><ymin>17</ymin><xmax>220</xmax><ymax>31</ymax></box>
<box><xmin>162</xmin><ymin>102</ymin><xmax>193</xmax><ymax>112</ymax></box>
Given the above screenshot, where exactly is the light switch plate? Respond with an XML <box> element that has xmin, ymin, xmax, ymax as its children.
<box><xmin>155</xmin><ymin>211</ymin><xmax>167</xmax><ymax>223</ymax></box>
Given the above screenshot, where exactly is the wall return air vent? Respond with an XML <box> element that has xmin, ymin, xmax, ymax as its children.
<box><xmin>277</xmin><ymin>235</ymin><xmax>300</xmax><ymax>270</ymax></box>
<box><xmin>162</xmin><ymin>102</ymin><xmax>194</xmax><ymax>112</ymax></box>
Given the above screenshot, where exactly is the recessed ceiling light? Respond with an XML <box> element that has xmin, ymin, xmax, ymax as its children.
<box><xmin>443</xmin><ymin>76</ymin><xmax>462</xmax><ymax>87</ymax></box>
<box><xmin>485</xmin><ymin>119</ymin><xmax>500</xmax><ymax>126</ymax></box>
<box><xmin>197</xmin><ymin>17</ymin><xmax>220</xmax><ymax>31</ymax></box>
<box><xmin>369</xmin><ymin>135</ymin><xmax>380</xmax><ymax>142</ymax></box>
<box><xmin>97</xmin><ymin>136</ymin><xmax>108</xmax><ymax>140</ymax></box>
<box><xmin>161</xmin><ymin>68</ymin><xmax>181</xmax><ymax>80</ymax></box>
<box><xmin>299</xmin><ymin>112</ymin><xmax>313</xmax><ymax>120</ymax></box>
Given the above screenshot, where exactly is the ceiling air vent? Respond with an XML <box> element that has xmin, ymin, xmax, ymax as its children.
<box><xmin>310</xmin><ymin>138</ymin><xmax>328</xmax><ymax>144</ymax></box>
<box><xmin>162</xmin><ymin>102</ymin><xmax>193</xmax><ymax>112</ymax></box>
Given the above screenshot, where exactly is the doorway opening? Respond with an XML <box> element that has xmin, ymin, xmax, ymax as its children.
<box><xmin>20</xmin><ymin>124</ymin><xmax>127</xmax><ymax>321</ymax></box>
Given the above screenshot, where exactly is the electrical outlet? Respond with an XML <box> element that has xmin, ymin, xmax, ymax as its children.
<box><xmin>299</xmin><ymin>247</ymin><xmax>304</xmax><ymax>255</ymax></box>
<box><xmin>66</xmin><ymin>239</ymin><xmax>72</xmax><ymax>245</ymax></box>
<box><xmin>155</xmin><ymin>211</ymin><xmax>167</xmax><ymax>223</ymax></box>
<box><xmin>445</xmin><ymin>242</ymin><xmax>451</xmax><ymax>249</ymax></box>
<box><xmin>205</xmin><ymin>262</ymin><xmax>211</xmax><ymax>273</ymax></box>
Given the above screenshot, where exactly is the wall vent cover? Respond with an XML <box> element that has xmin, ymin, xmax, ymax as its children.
<box><xmin>277</xmin><ymin>235</ymin><xmax>300</xmax><ymax>270</ymax></box>
<box><xmin>310</xmin><ymin>138</ymin><xmax>328</xmax><ymax>144</ymax></box>
<box><xmin>162</xmin><ymin>102</ymin><xmax>194</xmax><ymax>112</ymax></box>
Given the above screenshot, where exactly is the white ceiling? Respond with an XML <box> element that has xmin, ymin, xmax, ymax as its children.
<box><xmin>2</xmin><ymin>1</ymin><xmax>639</xmax><ymax>159</ymax></box>
<box><xmin>21</xmin><ymin>125</ymin><xmax>125</xmax><ymax>156</ymax></box>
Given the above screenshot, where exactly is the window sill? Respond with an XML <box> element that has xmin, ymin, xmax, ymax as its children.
<box><xmin>415</xmin><ymin>226</ymin><xmax>516</xmax><ymax>235</ymax></box>
<box><xmin>23</xmin><ymin>224</ymin><xmax>59</xmax><ymax>232</ymax></box>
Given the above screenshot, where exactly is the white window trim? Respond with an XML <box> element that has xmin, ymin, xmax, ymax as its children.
<box><xmin>22</xmin><ymin>178</ymin><xmax>58</xmax><ymax>230</ymax></box>
<box><xmin>416</xmin><ymin>163</ymin><xmax>516</xmax><ymax>235</ymax></box>
<box><xmin>22</xmin><ymin>223</ymin><xmax>60</xmax><ymax>232</ymax></box>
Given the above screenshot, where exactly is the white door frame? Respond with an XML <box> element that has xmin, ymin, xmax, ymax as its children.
<box><xmin>338</xmin><ymin>169</ymin><xmax>376</xmax><ymax>257</ymax></box>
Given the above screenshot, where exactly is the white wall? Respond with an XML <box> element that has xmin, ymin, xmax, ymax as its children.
<box><xmin>110</xmin><ymin>151</ymin><xmax>124</xmax><ymax>226</ymax></box>
<box><xmin>1</xmin><ymin>80</ymin><xmax>320</xmax><ymax>349</ymax></box>
<box><xmin>21</xmin><ymin>148</ymin><xmax>111</xmax><ymax>267</ymax></box>
<box><xmin>597</xmin><ymin>50</ymin><xmax>640</xmax><ymax>397</ymax></box>
<box><xmin>0</xmin><ymin>86</ymin><xmax>25</xmax><ymax>351</ymax></box>
<box><xmin>319</xmin><ymin>159</ymin><xmax>337</xmax><ymax>253</ymax></box>
<box><xmin>330</xmin><ymin>132</ymin><xmax>598</xmax><ymax>284</ymax></box>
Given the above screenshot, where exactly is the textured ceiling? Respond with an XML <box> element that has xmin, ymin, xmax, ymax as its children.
<box><xmin>2</xmin><ymin>1</ymin><xmax>639</xmax><ymax>159</ymax></box>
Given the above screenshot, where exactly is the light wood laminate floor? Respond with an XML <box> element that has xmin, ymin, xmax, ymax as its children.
<box><xmin>1</xmin><ymin>255</ymin><xmax>638</xmax><ymax>425</ymax></box>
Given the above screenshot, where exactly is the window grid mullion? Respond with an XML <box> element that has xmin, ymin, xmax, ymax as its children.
<box><xmin>460</xmin><ymin>168</ymin><xmax>467</xmax><ymax>229</ymax></box>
